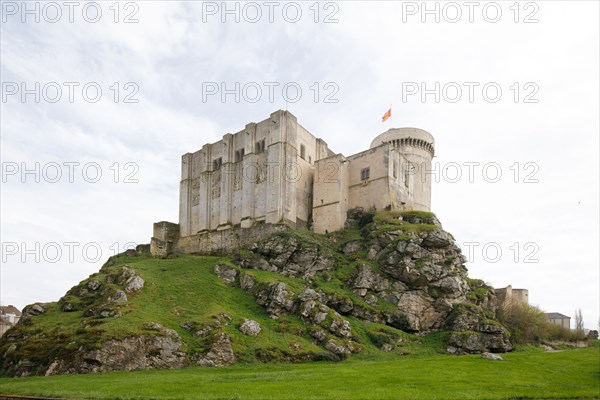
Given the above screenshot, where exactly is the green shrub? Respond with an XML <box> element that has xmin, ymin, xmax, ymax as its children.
<box><xmin>497</xmin><ymin>302</ymin><xmax>549</xmax><ymax>344</ymax></box>
<box><xmin>358</xmin><ymin>212</ymin><xmax>375</xmax><ymax>228</ymax></box>
<box><xmin>400</xmin><ymin>210</ymin><xmax>435</xmax><ymax>219</ymax></box>
<box><xmin>388</xmin><ymin>314</ymin><xmax>412</xmax><ymax>332</ymax></box>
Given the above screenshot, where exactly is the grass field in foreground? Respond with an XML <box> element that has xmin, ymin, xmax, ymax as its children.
<box><xmin>0</xmin><ymin>346</ymin><xmax>598</xmax><ymax>399</ymax></box>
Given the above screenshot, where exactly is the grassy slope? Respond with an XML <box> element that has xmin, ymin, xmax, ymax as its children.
<box><xmin>20</xmin><ymin>253</ymin><xmax>328</xmax><ymax>361</ymax></box>
<box><xmin>0</xmin><ymin>346</ymin><xmax>598</xmax><ymax>399</ymax></box>
<box><xmin>1</xmin><ymin>250</ymin><xmax>424</xmax><ymax>372</ymax></box>
<box><xmin>5</xmin><ymin>220</ymin><xmax>450</xmax><ymax>370</ymax></box>
<box><xmin>2</xmin><ymin>214</ymin><xmax>598</xmax><ymax>398</ymax></box>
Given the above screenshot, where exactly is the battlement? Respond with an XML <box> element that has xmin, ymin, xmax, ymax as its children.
<box><xmin>370</xmin><ymin>127</ymin><xmax>435</xmax><ymax>155</ymax></box>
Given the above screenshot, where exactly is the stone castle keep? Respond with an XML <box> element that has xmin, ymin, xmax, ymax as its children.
<box><xmin>151</xmin><ymin>110</ymin><xmax>435</xmax><ymax>256</ymax></box>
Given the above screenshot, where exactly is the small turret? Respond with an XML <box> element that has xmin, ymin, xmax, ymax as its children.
<box><xmin>371</xmin><ymin>128</ymin><xmax>435</xmax><ymax>211</ymax></box>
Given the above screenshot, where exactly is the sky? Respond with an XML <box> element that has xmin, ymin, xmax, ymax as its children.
<box><xmin>1</xmin><ymin>0</ymin><xmax>598</xmax><ymax>329</ymax></box>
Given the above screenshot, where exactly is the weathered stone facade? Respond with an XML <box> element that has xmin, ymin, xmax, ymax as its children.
<box><xmin>150</xmin><ymin>222</ymin><xmax>180</xmax><ymax>258</ymax></box>
<box><xmin>172</xmin><ymin>110</ymin><xmax>435</xmax><ymax>254</ymax></box>
<box><xmin>176</xmin><ymin>223</ymin><xmax>288</xmax><ymax>255</ymax></box>
<box><xmin>495</xmin><ymin>285</ymin><xmax>529</xmax><ymax>307</ymax></box>
<box><xmin>312</xmin><ymin>128</ymin><xmax>434</xmax><ymax>233</ymax></box>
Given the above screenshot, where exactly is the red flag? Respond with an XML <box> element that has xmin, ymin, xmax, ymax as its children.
<box><xmin>382</xmin><ymin>108</ymin><xmax>391</xmax><ymax>122</ymax></box>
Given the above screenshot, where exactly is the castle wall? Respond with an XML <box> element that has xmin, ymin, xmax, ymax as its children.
<box><xmin>388</xmin><ymin>151</ymin><xmax>415</xmax><ymax>210</ymax></box>
<box><xmin>179</xmin><ymin>111</ymin><xmax>434</xmax><ymax>238</ymax></box>
<box><xmin>313</xmin><ymin>154</ymin><xmax>349</xmax><ymax>234</ymax></box>
<box><xmin>396</xmin><ymin>144</ymin><xmax>433</xmax><ymax>211</ymax></box>
<box><xmin>495</xmin><ymin>285</ymin><xmax>529</xmax><ymax>307</ymax></box>
<box><xmin>294</xmin><ymin>124</ymin><xmax>319</xmax><ymax>227</ymax></box>
<box><xmin>176</xmin><ymin>223</ymin><xmax>288</xmax><ymax>255</ymax></box>
<box><xmin>312</xmin><ymin>143</ymin><xmax>427</xmax><ymax>233</ymax></box>
<box><xmin>150</xmin><ymin>221</ymin><xmax>180</xmax><ymax>258</ymax></box>
<box><xmin>512</xmin><ymin>289</ymin><xmax>529</xmax><ymax>304</ymax></box>
<box><xmin>347</xmin><ymin>145</ymin><xmax>394</xmax><ymax>212</ymax></box>
<box><xmin>179</xmin><ymin>110</ymin><xmax>330</xmax><ymax>237</ymax></box>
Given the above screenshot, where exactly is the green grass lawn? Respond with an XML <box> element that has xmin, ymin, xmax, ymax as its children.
<box><xmin>1</xmin><ymin>346</ymin><xmax>598</xmax><ymax>399</ymax></box>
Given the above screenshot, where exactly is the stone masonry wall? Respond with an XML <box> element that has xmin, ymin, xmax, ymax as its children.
<box><xmin>175</xmin><ymin>223</ymin><xmax>288</xmax><ymax>255</ymax></box>
<box><xmin>150</xmin><ymin>222</ymin><xmax>180</xmax><ymax>258</ymax></box>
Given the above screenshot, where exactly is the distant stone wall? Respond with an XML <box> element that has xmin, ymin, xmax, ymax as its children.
<box><xmin>150</xmin><ymin>221</ymin><xmax>180</xmax><ymax>258</ymax></box>
<box><xmin>495</xmin><ymin>285</ymin><xmax>529</xmax><ymax>307</ymax></box>
<box><xmin>175</xmin><ymin>223</ymin><xmax>289</xmax><ymax>255</ymax></box>
<box><xmin>511</xmin><ymin>289</ymin><xmax>529</xmax><ymax>304</ymax></box>
<box><xmin>547</xmin><ymin>316</ymin><xmax>570</xmax><ymax>329</ymax></box>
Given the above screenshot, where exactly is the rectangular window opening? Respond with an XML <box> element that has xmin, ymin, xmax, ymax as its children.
<box><xmin>255</xmin><ymin>140</ymin><xmax>265</xmax><ymax>153</ymax></box>
<box><xmin>235</xmin><ymin>148</ymin><xmax>245</xmax><ymax>162</ymax></box>
<box><xmin>361</xmin><ymin>167</ymin><xmax>370</xmax><ymax>181</ymax></box>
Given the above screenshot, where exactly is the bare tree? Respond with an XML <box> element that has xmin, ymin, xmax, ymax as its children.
<box><xmin>574</xmin><ymin>309</ymin><xmax>584</xmax><ymax>332</ymax></box>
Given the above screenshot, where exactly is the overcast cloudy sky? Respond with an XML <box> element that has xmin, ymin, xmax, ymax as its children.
<box><xmin>1</xmin><ymin>1</ymin><xmax>598</xmax><ymax>329</ymax></box>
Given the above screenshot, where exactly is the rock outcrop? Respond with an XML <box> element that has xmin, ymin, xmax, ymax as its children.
<box><xmin>0</xmin><ymin>210</ymin><xmax>512</xmax><ymax>377</ymax></box>
<box><xmin>239</xmin><ymin>234</ymin><xmax>335</xmax><ymax>279</ymax></box>
<box><xmin>239</xmin><ymin>319</ymin><xmax>261</xmax><ymax>336</ymax></box>
<box><xmin>60</xmin><ymin>324</ymin><xmax>186</xmax><ymax>375</ymax></box>
<box><xmin>231</xmin><ymin>210</ymin><xmax>511</xmax><ymax>354</ymax></box>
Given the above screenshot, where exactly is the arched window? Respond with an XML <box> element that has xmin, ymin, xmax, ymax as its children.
<box><xmin>213</xmin><ymin>157</ymin><xmax>222</xmax><ymax>171</ymax></box>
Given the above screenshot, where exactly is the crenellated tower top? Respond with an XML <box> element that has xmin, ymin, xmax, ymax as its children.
<box><xmin>370</xmin><ymin>127</ymin><xmax>435</xmax><ymax>157</ymax></box>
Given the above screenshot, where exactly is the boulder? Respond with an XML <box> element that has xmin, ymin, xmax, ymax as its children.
<box><xmin>255</xmin><ymin>282</ymin><xmax>296</xmax><ymax>318</ymax></box>
<box><xmin>239</xmin><ymin>273</ymin><xmax>256</xmax><ymax>291</ymax></box>
<box><xmin>351</xmin><ymin>265</ymin><xmax>376</xmax><ymax>295</ymax></box>
<box><xmin>239</xmin><ymin>319</ymin><xmax>261</xmax><ymax>336</ymax></box>
<box><xmin>194</xmin><ymin>332</ymin><xmax>236</xmax><ymax>367</ymax></box>
<box><xmin>481</xmin><ymin>352</ymin><xmax>503</xmax><ymax>360</ymax></box>
<box><xmin>447</xmin><ymin>332</ymin><xmax>513</xmax><ymax>354</ymax></box>
<box><xmin>20</xmin><ymin>303</ymin><xmax>47</xmax><ymax>321</ymax></box>
<box><xmin>395</xmin><ymin>291</ymin><xmax>441</xmax><ymax>331</ymax></box>
<box><xmin>109</xmin><ymin>290</ymin><xmax>128</xmax><ymax>304</ymax></box>
<box><xmin>119</xmin><ymin>269</ymin><xmax>143</xmax><ymax>290</ymax></box>
<box><xmin>214</xmin><ymin>264</ymin><xmax>238</xmax><ymax>285</ymax></box>
<box><xmin>342</xmin><ymin>241</ymin><xmax>363</xmax><ymax>254</ymax></box>
<box><xmin>366</xmin><ymin>246</ymin><xmax>380</xmax><ymax>260</ymax></box>
<box><xmin>324</xmin><ymin>339</ymin><xmax>351</xmax><ymax>355</ymax></box>
<box><xmin>422</xmin><ymin>231</ymin><xmax>452</xmax><ymax>249</ymax></box>
<box><xmin>87</xmin><ymin>279</ymin><xmax>102</xmax><ymax>291</ymax></box>
<box><xmin>124</xmin><ymin>276</ymin><xmax>145</xmax><ymax>293</ymax></box>
<box><xmin>298</xmin><ymin>288</ymin><xmax>321</xmax><ymax>302</ymax></box>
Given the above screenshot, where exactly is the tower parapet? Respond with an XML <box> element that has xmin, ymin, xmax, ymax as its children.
<box><xmin>370</xmin><ymin>128</ymin><xmax>435</xmax><ymax>211</ymax></box>
<box><xmin>370</xmin><ymin>127</ymin><xmax>435</xmax><ymax>156</ymax></box>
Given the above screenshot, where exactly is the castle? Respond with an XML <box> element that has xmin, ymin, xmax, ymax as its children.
<box><xmin>151</xmin><ymin>110</ymin><xmax>435</xmax><ymax>255</ymax></box>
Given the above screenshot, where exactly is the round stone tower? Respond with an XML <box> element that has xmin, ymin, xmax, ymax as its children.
<box><xmin>370</xmin><ymin>128</ymin><xmax>435</xmax><ymax>211</ymax></box>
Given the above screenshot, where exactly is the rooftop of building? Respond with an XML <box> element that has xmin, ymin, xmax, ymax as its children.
<box><xmin>544</xmin><ymin>312</ymin><xmax>570</xmax><ymax>319</ymax></box>
<box><xmin>0</xmin><ymin>305</ymin><xmax>21</xmax><ymax>316</ymax></box>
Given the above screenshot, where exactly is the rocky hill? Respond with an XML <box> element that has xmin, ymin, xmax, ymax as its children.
<box><xmin>0</xmin><ymin>210</ymin><xmax>512</xmax><ymax>377</ymax></box>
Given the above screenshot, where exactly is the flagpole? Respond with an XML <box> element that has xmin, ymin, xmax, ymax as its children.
<box><xmin>390</xmin><ymin>103</ymin><xmax>393</xmax><ymax>127</ymax></box>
